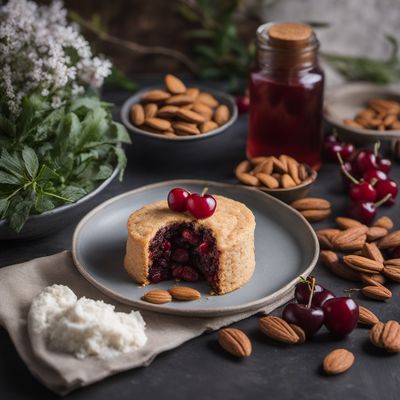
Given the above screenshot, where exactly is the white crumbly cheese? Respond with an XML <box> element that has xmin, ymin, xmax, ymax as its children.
<box><xmin>28</xmin><ymin>284</ymin><xmax>147</xmax><ymax>359</ymax></box>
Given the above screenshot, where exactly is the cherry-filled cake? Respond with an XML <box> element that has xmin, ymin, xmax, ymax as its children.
<box><xmin>124</xmin><ymin>190</ymin><xmax>255</xmax><ymax>295</ymax></box>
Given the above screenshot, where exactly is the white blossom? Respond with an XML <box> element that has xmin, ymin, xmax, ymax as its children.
<box><xmin>0</xmin><ymin>0</ymin><xmax>112</xmax><ymax>114</ymax></box>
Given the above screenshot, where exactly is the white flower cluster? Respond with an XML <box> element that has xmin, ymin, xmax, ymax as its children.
<box><xmin>0</xmin><ymin>0</ymin><xmax>112</xmax><ymax>114</ymax></box>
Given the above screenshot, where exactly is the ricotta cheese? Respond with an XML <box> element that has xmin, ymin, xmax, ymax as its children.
<box><xmin>28</xmin><ymin>284</ymin><xmax>147</xmax><ymax>359</ymax></box>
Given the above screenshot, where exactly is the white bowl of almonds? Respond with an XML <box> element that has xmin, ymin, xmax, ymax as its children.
<box><xmin>121</xmin><ymin>74</ymin><xmax>238</xmax><ymax>141</ymax></box>
<box><xmin>235</xmin><ymin>155</ymin><xmax>317</xmax><ymax>204</ymax></box>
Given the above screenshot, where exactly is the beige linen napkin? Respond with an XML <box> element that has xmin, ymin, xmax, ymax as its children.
<box><xmin>0</xmin><ymin>251</ymin><xmax>292</xmax><ymax>395</ymax></box>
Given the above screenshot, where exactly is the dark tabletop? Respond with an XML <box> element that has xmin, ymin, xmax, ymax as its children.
<box><xmin>1</xmin><ymin>80</ymin><xmax>400</xmax><ymax>400</ymax></box>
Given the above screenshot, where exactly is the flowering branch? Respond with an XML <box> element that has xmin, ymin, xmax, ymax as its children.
<box><xmin>70</xmin><ymin>12</ymin><xmax>199</xmax><ymax>74</ymax></box>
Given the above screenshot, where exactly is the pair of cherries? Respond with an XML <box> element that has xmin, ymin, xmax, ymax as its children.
<box><xmin>167</xmin><ymin>188</ymin><xmax>216</xmax><ymax>219</ymax></box>
<box><xmin>282</xmin><ymin>277</ymin><xmax>359</xmax><ymax>337</ymax></box>
<box><xmin>324</xmin><ymin>134</ymin><xmax>355</xmax><ymax>161</ymax></box>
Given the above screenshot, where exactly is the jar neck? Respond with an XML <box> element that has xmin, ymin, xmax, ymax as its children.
<box><xmin>256</xmin><ymin>22</ymin><xmax>320</xmax><ymax>73</ymax></box>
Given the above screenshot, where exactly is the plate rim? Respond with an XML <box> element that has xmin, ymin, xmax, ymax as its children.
<box><xmin>72</xmin><ymin>179</ymin><xmax>319</xmax><ymax>317</ymax></box>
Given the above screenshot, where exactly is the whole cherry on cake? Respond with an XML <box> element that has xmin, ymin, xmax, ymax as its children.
<box><xmin>167</xmin><ymin>187</ymin><xmax>217</xmax><ymax>219</ymax></box>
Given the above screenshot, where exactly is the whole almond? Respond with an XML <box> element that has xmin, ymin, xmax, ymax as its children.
<box><xmin>332</xmin><ymin>226</ymin><xmax>368</xmax><ymax>249</ymax></box>
<box><xmin>298</xmin><ymin>164</ymin><xmax>308</xmax><ymax>181</ymax></box>
<box><xmin>199</xmin><ymin>121</ymin><xmax>218</xmax><ymax>133</ymax></box>
<box><xmin>235</xmin><ymin>160</ymin><xmax>252</xmax><ymax>174</ymax></box>
<box><xmin>369</xmin><ymin>321</ymin><xmax>385</xmax><ymax>348</ymax></box>
<box><xmin>197</xmin><ymin>92</ymin><xmax>218</xmax><ymax>108</ymax></box>
<box><xmin>186</xmin><ymin>87</ymin><xmax>200</xmax><ymax>99</ymax></box>
<box><xmin>379</xmin><ymin>230</ymin><xmax>400</xmax><ymax>249</ymax></box>
<box><xmin>301</xmin><ymin>209</ymin><xmax>331</xmax><ymax>222</ymax></box>
<box><xmin>384</xmin><ymin>258</ymin><xmax>400</xmax><ymax>267</ymax></box>
<box><xmin>319</xmin><ymin>250</ymin><xmax>338</xmax><ymax>266</ymax></box>
<box><xmin>165</xmin><ymin>94</ymin><xmax>195</xmax><ymax>106</ymax></box>
<box><xmin>370</xmin><ymin>321</ymin><xmax>400</xmax><ymax>353</ymax></box>
<box><xmin>317</xmin><ymin>229</ymin><xmax>341</xmax><ymax>240</ymax></box>
<box><xmin>290</xmin><ymin>197</ymin><xmax>331</xmax><ymax>211</ymax></box>
<box><xmin>165</xmin><ymin>74</ymin><xmax>186</xmax><ymax>94</ymax></box>
<box><xmin>237</xmin><ymin>172</ymin><xmax>259</xmax><ymax>186</ymax></box>
<box><xmin>382</xmin><ymin>265</ymin><xmax>400</xmax><ymax>283</ymax></box>
<box><xmin>361</xmin><ymin>285</ymin><xmax>392</xmax><ymax>301</ymax></box>
<box><xmin>317</xmin><ymin>232</ymin><xmax>333</xmax><ymax>250</ymax></box>
<box><xmin>281</xmin><ymin>174</ymin><xmax>297</xmax><ymax>188</ymax></box>
<box><xmin>130</xmin><ymin>104</ymin><xmax>145</xmax><ymax>126</ymax></box>
<box><xmin>144</xmin><ymin>103</ymin><xmax>158</xmax><ymax>118</ymax></box>
<box><xmin>335</xmin><ymin>235</ymin><xmax>367</xmax><ymax>252</ymax></box>
<box><xmin>157</xmin><ymin>105</ymin><xmax>179</xmax><ymax>118</ymax></box>
<box><xmin>172</xmin><ymin>121</ymin><xmax>200</xmax><ymax>135</ymax></box>
<box><xmin>361</xmin><ymin>242</ymin><xmax>384</xmax><ymax>263</ymax></box>
<box><xmin>143</xmin><ymin>290</ymin><xmax>172</xmax><ymax>304</ymax></box>
<box><xmin>142</xmin><ymin>90</ymin><xmax>171</xmax><ymax>102</ymax></box>
<box><xmin>288</xmin><ymin>159</ymin><xmax>301</xmax><ymax>185</ymax></box>
<box><xmin>259</xmin><ymin>315</ymin><xmax>301</xmax><ymax>344</ymax></box>
<box><xmin>217</xmin><ymin>328</ymin><xmax>252</xmax><ymax>358</ymax></box>
<box><xmin>168</xmin><ymin>286</ymin><xmax>201</xmax><ymax>301</ymax></box>
<box><xmin>192</xmin><ymin>102</ymin><xmax>213</xmax><ymax>120</ymax></box>
<box><xmin>360</xmin><ymin>273</ymin><xmax>386</xmax><ymax>286</ymax></box>
<box><xmin>253</xmin><ymin>159</ymin><xmax>270</xmax><ymax>174</ymax></box>
<box><xmin>250</xmin><ymin>156</ymin><xmax>270</xmax><ymax>165</ymax></box>
<box><xmin>367</xmin><ymin>226</ymin><xmax>388</xmax><ymax>242</ymax></box>
<box><xmin>343</xmin><ymin>255</ymin><xmax>384</xmax><ymax>273</ymax></box>
<box><xmin>145</xmin><ymin>117</ymin><xmax>171</xmax><ymax>131</ymax></box>
<box><xmin>261</xmin><ymin>159</ymin><xmax>274</xmax><ymax>175</ymax></box>
<box><xmin>213</xmin><ymin>105</ymin><xmax>230</xmax><ymax>126</ymax></box>
<box><xmin>358</xmin><ymin>305</ymin><xmax>379</xmax><ymax>326</ymax></box>
<box><xmin>320</xmin><ymin>253</ymin><xmax>361</xmax><ymax>282</ymax></box>
<box><xmin>290</xmin><ymin>324</ymin><xmax>306</xmax><ymax>344</ymax></box>
<box><xmin>323</xmin><ymin>349</ymin><xmax>354</xmax><ymax>375</ymax></box>
<box><xmin>176</xmin><ymin>108</ymin><xmax>206</xmax><ymax>124</ymax></box>
<box><xmin>163</xmin><ymin>131</ymin><xmax>176</xmax><ymax>137</ymax></box>
<box><xmin>271</xmin><ymin>156</ymin><xmax>288</xmax><ymax>173</ymax></box>
<box><xmin>256</xmin><ymin>173</ymin><xmax>279</xmax><ymax>189</ymax></box>
<box><xmin>335</xmin><ymin>217</ymin><xmax>363</xmax><ymax>229</ymax></box>
<box><xmin>279</xmin><ymin>154</ymin><xmax>289</xmax><ymax>170</ymax></box>
<box><xmin>374</xmin><ymin>216</ymin><xmax>394</xmax><ymax>230</ymax></box>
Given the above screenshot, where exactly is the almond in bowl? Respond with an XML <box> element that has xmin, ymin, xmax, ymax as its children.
<box><xmin>121</xmin><ymin>74</ymin><xmax>238</xmax><ymax>141</ymax></box>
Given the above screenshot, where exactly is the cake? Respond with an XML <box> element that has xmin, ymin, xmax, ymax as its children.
<box><xmin>123</xmin><ymin>195</ymin><xmax>255</xmax><ymax>295</ymax></box>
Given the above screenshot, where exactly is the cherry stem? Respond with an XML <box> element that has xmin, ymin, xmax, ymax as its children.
<box><xmin>343</xmin><ymin>288</ymin><xmax>360</xmax><ymax>297</ymax></box>
<box><xmin>374</xmin><ymin>141</ymin><xmax>381</xmax><ymax>158</ymax></box>
<box><xmin>336</xmin><ymin>152</ymin><xmax>359</xmax><ymax>185</ymax></box>
<box><xmin>370</xmin><ymin>178</ymin><xmax>378</xmax><ymax>187</ymax></box>
<box><xmin>374</xmin><ymin>193</ymin><xmax>392</xmax><ymax>208</ymax></box>
<box><xmin>307</xmin><ymin>277</ymin><xmax>316</xmax><ymax>309</ymax></box>
<box><xmin>201</xmin><ymin>187</ymin><xmax>208</xmax><ymax>196</ymax></box>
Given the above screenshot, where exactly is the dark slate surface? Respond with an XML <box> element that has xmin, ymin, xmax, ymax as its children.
<box><xmin>1</xmin><ymin>83</ymin><xmax>400</xmax><ymax>400</ymax></box>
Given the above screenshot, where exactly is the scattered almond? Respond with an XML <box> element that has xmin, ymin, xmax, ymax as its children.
<box><xmin>367</xmin><ymin>226</ymin><xmax>388</xmax><ymax>242</ymax></box>
<box><xmin>143</xmin><ymin>290</ymin><xmax>172</xmax><ymax>304</ymax></box>
<box><xmin>361</xmin><ymin>285</ymin><xmax>392</xmax><ymax>301</ymax></box>
<box><xmin>360</xmin><ymin>273</ymin><xmax>386</xmax><ymax>286</ymax></box>
<box><xmin>168</xmin><ymin>287</ymin><xmax>201</xmax><ymax>301</ymax></box>
<box><xmin>361</xmin><ymin>242</ymin><xmax>384</xmax><ymax>263</ymax></box>
<box><xmin>343</xmin><ymin>255</ymin><xmax>384</xmax><ymax>274</ymax></box>
<box><xmin>336</xmin><ymin>217</ymin><xmax>363</xmax><ymax>229</ymax></box>
<box><xmin>323</xmin><ymin>349</ymin><xmax>354</xmax><ymax>375</ymax></box>
<box><xmin>259</xmin><ymin>316</ymin><xmax>302</xmax><ymax>344</ymax></box>
<box><xmin>374</xmin><ymin>216</ymin><xmax>394</xmax><ymax>230</ymax></box>
<box><xmin>379</xmin><ymin>230</ymin><xmax>400</xmax><ymax>249</ymax></box>
<box><xmin>370</xmin><ymin>321</ymin><xmax>400</xmax><ymax>352</ymax></box>
<box><xmin>217</xmin><ymin>328</ymin><xmax>252</xmax><ymax>358</ymax></box>
<box><xmin>291</xmin><ymin>198</ymin><xmax>331</xmax><ymax>211</ymax></box>
<box><xmin>300</xmin><ymin>209</ymin><xmax>331</xmax><ymax>222</ymax></box>
<box><xmin>358</xmin><ymin>305</ymin><xmax>379</xmax><ymax>326</ymax></box>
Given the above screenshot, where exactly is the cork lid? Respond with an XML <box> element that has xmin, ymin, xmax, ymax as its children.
<box><xmin>268</xmin><ymin>22</ymin><xmax>312</xmax><ymax>48</ymax></box>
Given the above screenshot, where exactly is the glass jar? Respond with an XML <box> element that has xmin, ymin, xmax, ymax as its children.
<box><xmin>247</xmin><ymin>22</ymin><xmax>324</xmax><ymax>169</ymax></box>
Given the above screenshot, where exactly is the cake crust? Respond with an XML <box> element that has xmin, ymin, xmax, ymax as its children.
<box><xmin>124</xmin><ymin>195</ymin><xmax>255</xmax><ymax>294</ymax></box>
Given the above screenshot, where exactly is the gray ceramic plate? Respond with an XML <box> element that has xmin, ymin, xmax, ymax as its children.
<box><xmin>72</xmin><ymin>180</ymin><xmax>319</xmax><ymax>317</ymax></box>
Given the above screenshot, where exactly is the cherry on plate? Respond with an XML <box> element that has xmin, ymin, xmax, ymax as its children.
<box><xmin>168</xmin><ymin>188</ymin><xmax>190</xmax><ymax>212</ymax></box>
<box><xmin>186</xmin><ymin>193</ymin><xmax>217</xmax><ymax>219</ymax></box>
<box><xmin>282</xmin><ymin>303</ymin><xmax>324</xmax><ymax>337</ymax></box>
<box><xmin>322</xmin><ymin>297</ymin><xmax>359</xmax><ymax>336</ymax></box>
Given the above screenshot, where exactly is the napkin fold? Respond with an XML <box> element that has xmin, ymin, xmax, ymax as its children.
<box><xmin>0</xmin><ymin>251</ymin><xmax>291</xmax><ymax>395</ymax></box>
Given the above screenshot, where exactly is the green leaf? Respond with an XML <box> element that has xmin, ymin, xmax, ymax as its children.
<box><xmin>35</xmin><ymin>194</ymin><xmax>55</xmax><ymax>213</ymax></box>
<box><xmin>60</xmin><ymin>185</ymin><xmax>87</xmax><ymax>202</ymax></box>
<box><xmin>114</xmin><ymin>146</ymin><xmax>127</xmax><ymax>181</ymax></box>
<box><xmin>0</xmin><ymin>198</ymin><xmax>9</xmax><ymax>218</ymax></box>
<box><xmin>0</xmin><ymin>170</ymin><xmax>21</xmax><ymax>185</ymax></box>
<box><xmin>9</xmin><ymin>197</ymin><xmax>34</xmax><ymax>232</ymax></box>
<box><xmin>22</xmin><ymin>147</ymin><xmax>39</xmax><ymax>179</ymax></box>
<box><xmin>94</xmin><ymin>164</ymin><xmax>113</xmax><ymax>180</ymax></box>
<box><xmin>0</xmin><ymin>114</ymin><xmax>16</xmax><ymax>138</ymax></box>
<box><xmin>0</xmin><ymin>149</ymin><xmax>25</xmax><ymax>179</ymax></box>
<box><xmin>110</xmin><ymin>122</ymin><xmax>131</xmax><ymax>144</ymax></box>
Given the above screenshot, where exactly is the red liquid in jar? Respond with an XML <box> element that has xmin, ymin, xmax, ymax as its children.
<box><xmin>247</xmin><ymin>67</ymin><xmax>324</xmax><ymax>169</ymax></box>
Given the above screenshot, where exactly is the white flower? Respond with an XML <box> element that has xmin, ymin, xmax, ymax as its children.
<box><xmin>0</xmin><ymin>0</ymin><xmax>112</xmax><ymax>114</ymax></box>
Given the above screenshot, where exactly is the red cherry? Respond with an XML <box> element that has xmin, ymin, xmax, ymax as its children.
<box><xmin>186</xmin><ymin>193</ymin><xmax>217</xmax><ymax>219</ymax></box>
<box><xmin>376</xmin><ymin>157</ymin><xmax>392</xmax><ymax>174</ymax></box>
<box><xmin>354</xmin><ymin>150</ymin><xmax>377</xmax><ymax>174</ymax></box>
<box><xmin>339</xmin><ymin>143</ymin><xmax>355</xmax><ymax>161</ymax></box>
<box><xmin>348</xmin><ymin>201</ymin><xmax>376</xmax><ymax>224</ymax></box>
<box><xmin>236</xmin><ymin>95</ymin><xmax>250</xmax><ymax>113</ymax></box>
<box><xmin>349</xmin><ymin>181</ymin><xmax>377</xmax><ymax>202</ymax></box>
<box><xmin>322</xmin><ymin>297</ymin><xmax>359</xmax><ymax>336</ymax></box>
<box><xmin>167</xmin><ymin>188</ymin><xmax>190</xmax><ymax>212</ymax></box>
<box><xmin>362</xmin><ymin>169</ymin><xmax>387</xmax><ymax>184</ymax></box>
<box><xmin>282</xmin><ymin>303</ymin><xmax>324</xmax><ymax>337</ymax></box>
<box><xmin>295</xmin><ymin>279</ymin><xmax>335</xmax><ymax>308</ymax></box>
<box><xmin>324</xmin><ymin>142</ymin><xmax>343</xmax><ymax>161</ymax></box>
<box><xmin>375</xmin><ymin>179</ymin><xmax>398</xmax><ymax>205</ymax></box>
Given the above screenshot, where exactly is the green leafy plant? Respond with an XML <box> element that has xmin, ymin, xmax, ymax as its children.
<box><xmin>0</xmin><ymin>93</ymin><xmax>131</xmax><ymax>232</ymax></box>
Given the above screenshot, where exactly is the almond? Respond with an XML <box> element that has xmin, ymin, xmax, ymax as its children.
<box><xmin>287</xmin><ymin>159</ymin><xmax>301</xmax><ymax>185</ymax></box>
<box><xmin>217</xmin><ymin>328</ymin><xmax>252</xmax><ymax>358</ymax></box>
<box><xmin>332</xmin><ymin>226</ymin><xmax>368</xmax><ymax>249</ymax></box>
<box><xmin>323</xmin><ymin>349</ymin><xmax>354</xmax><ymax>375</ymax></box>
<box><xmin>186</xmin><ymin>87</ymin><xmax>200</xmax><ymax>99</ymax></box>
<box><xmin>290</xmin><ymin>324</ymin><xmax>306</xmax><ymax>344</ymax></box>
<box><xmin>298</xmin><ymin>164</ymin><xmax>308</xmax><ymax>181</ymax></box>
<box><xmin>374</xmin><ymin>216</ymin><xmax>394</xmax><ymax>230</ymax></box>
<box><xmin>250</xmin><ymin>156</ymin><xmax>270</xmax><ymax>165</ymax></box>
<box><xmin>379</xmin><ymin>230</ymin><xmax>400</xmax><ymax>249</ymax></box>
<box><xmin>281</xmin><ymin>174</ymin><xmax>297</xmax><ymax>188</ymax></box>
<box><xmin>384</xmin><ymin>258</ymin><xmax>400</xmax><ymax>266</ymax></box>
<box><xmin>142</xmin><ymin>90</ymin><xmax>171</xmax><ymax>102</ymax></box>
<box><xmin>168</xmin><ymin>286</ymin><xmax>201</xmax><ymax>301</ymax></box>
<box><xmin>278</xmin><ymin>154</ymin><xmax>289</xmax><ymax>171</ymax></box>
<box><xmin>358</xmin><ymin>305</ymin><xmax>379</xmax><ymax>326</ymax></box>
<box><xmin>335</xmin><ymin>217</ymin><xmax>363</xmax><ymax>229</ymax></box>
<box><xmin>256</xmin><ymin>173</ymin><xmax>279</xmax><ymax>189</ymax></box>
<box><xmin>144</xmin><ymin>103</ymin><xmax>158</xmax><ymax>118</ymax></box>
<box><xmin>213</xmin><ymin>104</ymin><xmax>230</xmax><ymax>126</ymax></box>
<box><xmin>366</xmin><ymin>226</ymin><xmax>388</xmax><ymax>242</ymax></box>
<box><xmin>165</xmin><ymin>74</ymin><xmax>186</xmax><ymax>94</ymax></box>
<box><xmin>319</xmin><ymin>250</ymin><xmax>338</xmax><ymax>266</ymax></box>
<box><xmin>163</xmin><ymin>131</ymin><xmax>176</xmax><ymax>137</ymax></box>
<box><xmin>301</xmin><ymin>209</ymin><xmax>331</xmax><ymax>222</ymax></box>
<box><xmin>165</xmin><ymin>94</ymin><xmax>195</xmax><ymax>106</ymax></box>
<box><xmin>143</xmin><ymin>290</ymin><xmax>172</xmax><ymax>304</ymax></box>
<box><xmin>361</xmin><ymin>242</ymin><xmax>384</xmax><ymax>263</ymax></box>
<box><xmin>259</xmin><ymin>315</ymin><xmax>301</xmax><ymax>344</ymax></box>
<box><xmin>360</xmin><ymin>273</ymin><xmax>386</xmax><ymax>286</ymax></box>
<box><xmin>343</xmin><ymin>255</ymin><xmax>384</xmax><ymax>274</ymax></box>
<box><xmin>235</xmin><ymin>160</ymin><xmax>252</xmax><ymax>174</ymax></box>
<box><xmin>130</xmin><ymin>104</ymin><xmax>145</xmax><ymax>126</ymax></box>
<box><xmin>361</xmin><ymin>285</ymin><xmax>392</xmax><ymax>301</ymax></box>
<box><xmin>271</xmin><ymin>156</ymin><xmax>288</xmax><ymax>173</ymax></box>
<box><xmin>199</xmin><ymin>121</ymin><xmax>218</xmax><ymax>133</ymax></box>
<box><xmin>317</xmin><ymin>229</ymin><xmax>341</xmax><ymax>240</ymax></box>
<box><xmin>197</xmin><ymin>92</ymin><xmax>218</xmax><ymax>108</ymax></box>
<box><xmin>334</xmin><ymin>235</ymin><xmax>367</xmax><ymax>252</ymax></box>
<box><xmin>317</xmin><ymin>232</ymin><xmax>333</xmax><ymax>250</ymax></box>
<box><xmin>382</xmin><ymin>265</ymin><xmax>400</xmax><ymax>283</ymax></box>
<box><xmin>145</xmin><ymin>117</ymin><xmax>171</xmax><ymax>131</ymax></box>
<box><xmin>237</xmin><ymin>171</ymin><xmax>259</xmax><ymax>186</ymax></box>
<box><xmin>192</xmin><ymin>102</ymin><xmax>213</xmax><ymax>120</ymax></box>
<box><xmin>290</xmin><ymin>197</ymin><xmax>331</xmax><ymax>211</ymax></box>
<box><xmin>172</xmin><ymin>121</ymin><xmax>199</xmax><ymax>135</ymax></box>
<box><xmin>261</xmin><ymin>159</ymin><xmax>274</xmax><ymax>175</ymax></box>
<box><xmin>320</xmin><ymin>253</ymin><xmax>361</xmax><ymax>282</ymax></box>
<box><xmin>370</xmin><ymin>321</ymin><xmax>400</xmax><ymax>352</ymax></box>
<box><xmin>176</xmin><ymin>108</ymin><xmax>206</xmax><ymax>124</ymax></box>
<box><xmin>157</xmin><ymin>105</ymin><xmax>179</xmax><ymax>118</ymax></box>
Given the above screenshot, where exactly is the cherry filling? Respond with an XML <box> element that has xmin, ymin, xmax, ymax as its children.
<box><xmin>148</xmin><ymin>223</ymin><xmax>220</xmax><ymax>291</ymax></box>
